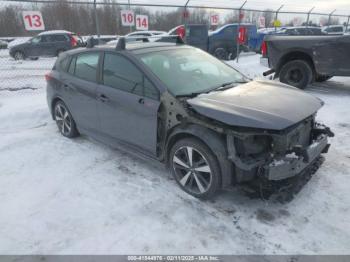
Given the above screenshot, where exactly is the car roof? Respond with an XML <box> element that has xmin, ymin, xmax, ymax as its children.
<box><xmin>39</xmin><ymin>30</ymin><xmax>73</xmax><ymax>36</ymax></box>
<box><xmin>64</xmin><ymin>41</ymin><xmax>189</xmax><ymax>56</ymax></box>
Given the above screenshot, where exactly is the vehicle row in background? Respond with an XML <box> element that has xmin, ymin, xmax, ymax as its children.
<box><xmin>9</xmin><ymin>30</ymin><xmax>84</xmax><ymax>60</ymax></box>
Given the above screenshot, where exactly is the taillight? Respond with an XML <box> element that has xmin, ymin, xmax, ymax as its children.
<box><xmin>176</xmin><ymin>26</ymin><xmax>185</xmax><ymax>39</ymax></box>
<box><xmin>261</xmin><ymin>41</ymin><xmax>267</xmax><ymax>56</ymax></box>
<box><xmin>45</xmin><ymin>73</ymin><xmax>53</xmax><ymax>82</ymax></box>
<box><xmin>70</xmin><ymin>35</ymin><xmax>78</xmax><ymax>47</ymax></box>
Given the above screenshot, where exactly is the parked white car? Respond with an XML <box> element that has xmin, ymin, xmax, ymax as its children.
<box><xmin>125</xmin><ymin>30</ymin><xmax>167</xmax><ymax>42</ymax></box>
<box><xmin>322</xmin><ymin>25</ymin><xmax>344</xmax><ymax>35</ymax></box>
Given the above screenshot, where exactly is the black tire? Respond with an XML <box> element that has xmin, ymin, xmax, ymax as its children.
<box><xmin>53</xmin><ymin>101</ymin><xmax>79</xmax><ymax>138</ymax></box>
<box><xmin>14</xmin><ymin>51</ymin><xmax>25</xmax><ymax>60</ymax></box>
<box><xmin>315</xmin><ymin>74</ymin><xmax>332</xmax><ymax>82</ymax></box>
<box><xmin>279</xmin><ymin>60</ymin><xmax>313</xmax><ymax>89</ymax></box>
<box><xmin>214</xmin><ymin>48</ymin><xmax>229</xmax><ymax>60</ymax></box>
<box><xmin>169</xmin><ymin>137</ymin><xmax>221</xmax><ymax>199</ymax></box>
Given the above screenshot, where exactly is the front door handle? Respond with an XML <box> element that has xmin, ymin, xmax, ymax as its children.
<box><xmin>98</xmin><ymin>94</ymin><xmax>109</xmax><ymax>103</ymax></box>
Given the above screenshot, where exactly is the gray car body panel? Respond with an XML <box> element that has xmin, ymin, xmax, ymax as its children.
<box><xmin>187</xmin><ymin>80</ymin><xmax>323</xmax><ymax>130</ymax></box>
<box><xmin>264</xmin><ymin>35</ymin><xmax>350</xmax><ymax>76</ymax></box>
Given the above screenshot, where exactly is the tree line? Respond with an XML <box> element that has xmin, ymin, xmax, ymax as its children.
<box><xmin>0</xmin><ymin>0</ymin><xmax>342</xmax><ymax>37</ymax></box>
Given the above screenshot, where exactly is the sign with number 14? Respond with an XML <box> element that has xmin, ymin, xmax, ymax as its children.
<box><xmin>135</xmin><ymin>15</ymin><xmax>149</xmax><ymax>30</ymax></box>
<box><xmin>22</xmin><ymin>11</ymin><xmax>45</xmax><ymax>31</ymax></box>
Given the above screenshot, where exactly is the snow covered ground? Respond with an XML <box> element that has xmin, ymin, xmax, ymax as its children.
<box><xmin>0</xmin><ymin>50</ymin><xmax>350</xmax><ymax>254</ymax></box>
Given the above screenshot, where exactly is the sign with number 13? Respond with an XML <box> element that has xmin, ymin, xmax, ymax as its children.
<box><xmin>22</xmin><ymin>11</ymin><xmax>45</xmax><ymax>31</ymax></box>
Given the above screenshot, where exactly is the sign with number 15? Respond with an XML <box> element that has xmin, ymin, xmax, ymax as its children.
<box><xmin>22</xmin><ymin>11</ymin><xmax>45</xmax><ymax>31</ymax></box>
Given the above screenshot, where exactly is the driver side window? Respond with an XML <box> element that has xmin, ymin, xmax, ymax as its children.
<box><xmin>31</xmin><ymin>36</ymin><xmax>41</xmax><ymax>44</ymax></box>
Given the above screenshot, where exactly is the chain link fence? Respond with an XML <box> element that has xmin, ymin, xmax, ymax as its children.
<box><xmin>0</xmin><ymin>0</ymin><xmax>349</xmax><ymax>93</ymax></box>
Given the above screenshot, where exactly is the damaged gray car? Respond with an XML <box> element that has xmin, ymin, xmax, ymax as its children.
<box><xmin>46</xmin><ymin>37</ymin><xmax>333</xmax><ymax>200</ymax></box>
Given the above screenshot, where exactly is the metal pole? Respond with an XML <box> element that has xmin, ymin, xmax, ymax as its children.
<box><xmin>183</xmin><ymin>0</ymin><xmax>190</xmax><ymax>42</ymax></box>
<box><xmin>94</xmin><ymin>0</ymin><xmax>100</xmax><ymax>43</ymax></box>
<box><xmin>346</xmin><ymin>16</ymin><xmax>350</xmax><ymax>32</ymax></box>
<box><xmin>328</xmin><ymin>9</ymin><xmax>336</xmax><ymax>27</ymax></box>
<box><xmin>236</xmin><ymin>0</ymin><xmax>247</xmax><ymax>63</ymax></box>
<box><xmin>274</xmin><ymin>5</ymin><xmax>283</xmax><ymax>32</ymax></box>
<box><xmin>128</xmin><ymin>0</ymin><xmax>132</xmax><ymax>33</ymax></box>
<box><xmin>306</xmin><ymin>7</ymin><xmax>315</xmax><ymax>27</ymax></box>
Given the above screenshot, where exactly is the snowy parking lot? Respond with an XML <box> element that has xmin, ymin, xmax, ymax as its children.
<box><xmin>0</xmin><ymin>49</ymin><xmax>350</xmax><ymax>254</ymax></box>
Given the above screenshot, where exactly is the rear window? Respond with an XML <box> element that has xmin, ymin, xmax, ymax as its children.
<box><xmin>74</xmin><ymin>52</ymin><xmax>99</xmax><ymax>82</ymax></box>
<box><xmin>59</xmin><ymin>56</ymin><xmax>71</xmax><ymax>72</ymax></box>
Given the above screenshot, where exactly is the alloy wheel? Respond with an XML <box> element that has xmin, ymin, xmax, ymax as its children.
<box><xmin>14</xmin><ymin>52</ymin><xmax>24</xmax><ymax>60</ymax></box>
<box><xmin>172</xmin><ymin>146</ymin><xmax>212</xmax><ymax>195</ymax></box>
<box><xmin>54</xmin><ymin>103</ymin><xmax>72</xmax><ymax>136</ymax></box>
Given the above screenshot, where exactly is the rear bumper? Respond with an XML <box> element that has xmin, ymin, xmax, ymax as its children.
<box><xmin>265</xmin><ymin>134</ymin><xmax>329</xmax><ymax>181</ymax></box>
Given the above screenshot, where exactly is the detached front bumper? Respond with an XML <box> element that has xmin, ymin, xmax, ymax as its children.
<box><xmin>265</xmin><ymin>134</ymin><xmax>330</xmax><ymax>181</ymax></box>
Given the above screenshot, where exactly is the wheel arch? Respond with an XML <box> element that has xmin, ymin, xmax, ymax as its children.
<box><xmin>276</xmin><ymin>51</ymin><xmax>315</xmax><ymax>78</ymax></box>
<box><xmin>50</xmin><ymin>96</ymin><xmax>64</xmax><ymax>120</ymax></box>
<box><xmin>166</xmin><ymin>124</ymin><xmax>234</xmax><ymax>188</ymax></box>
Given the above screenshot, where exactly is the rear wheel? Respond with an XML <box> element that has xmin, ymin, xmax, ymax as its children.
<box><xmin>169</xmin><ymin>138</ymin><xmax>221</xmax><ymax>199</ymax></box>
<box><xmin>214</xmin><ymin>48</ymin><xmax>229</xmax><ymax>60</ymax></box>
<box><xmin>279</xmin><ymin>60</ymin><xmax>313</xmax><ymax>89</ymax></box>
<box><xmin>54</xmin><ymin>101</ymin><xmax>79</xmax><ymax>138</ymax></box>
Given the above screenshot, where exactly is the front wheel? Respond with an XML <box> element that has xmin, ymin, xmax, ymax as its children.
<box><xmin>14</xmin><ymin>51</ymin><xmax>25</xmax><ymax>60</ymax></box>
<box><xmin>315</xmin><ymin>74</ymin><xmax>332</xmax><ymax>82</ymax></box>
<box><xmin>54</xmin><ymin>101</ymin><xmax>79</xmax><ymax>138</ymax></box>
<box><xmin>169</xmin><ymin>138</ymin><xmax>221</xmax><ymax>199</ymax></box>
<box><xmin>279</xmin><ymin>60</ymin><xmax>313</xmax><ymax>89</ymax></box>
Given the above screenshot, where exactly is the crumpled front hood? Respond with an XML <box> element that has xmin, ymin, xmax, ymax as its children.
<box><xmin>187</xmin><ymin>80</ymin><xmax>323</xmax><ymax>130</ymax></box>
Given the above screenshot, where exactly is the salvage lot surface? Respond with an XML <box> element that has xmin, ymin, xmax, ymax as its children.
<box><xmin>0</xmin><ymin>49</ymin><xmax>350</xmax><ymax>254</ymax></box>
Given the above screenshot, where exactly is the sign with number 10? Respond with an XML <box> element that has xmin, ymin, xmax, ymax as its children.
<box><xmin>22</xmin><ymin>11</ymin><xmax>45</xmax><ymax>31</ymax></box>
<box><xmin>121</xmin><ymin>10</ymin><xmax>135</xmax><ymax>26</ymax></box>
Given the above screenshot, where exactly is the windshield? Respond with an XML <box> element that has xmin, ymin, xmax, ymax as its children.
<box><xmin>137</xmin><ymin>47</ymin><xmax>246</xmax><ymax>96</ymax></box>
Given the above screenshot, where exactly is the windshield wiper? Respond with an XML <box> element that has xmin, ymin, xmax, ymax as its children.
<box><xmin>211</xmin><ymin>79</ymin><xmax>248</xmax><ymax>92</ymax></box>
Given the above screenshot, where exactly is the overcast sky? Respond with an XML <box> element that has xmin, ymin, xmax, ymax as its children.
<box><xmin>119</xmin><ymin>0</ymin><xmax>350</xmax><ymax>15</ymax></box>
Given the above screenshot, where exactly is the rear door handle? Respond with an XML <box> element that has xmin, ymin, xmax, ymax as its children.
<box><xmin>138</xmin><ymin>98</ymin><xmax>145</xmax><ymax>104</ymax></box>
<box><xmin>98</xmin><ymin>94</ymin><xmax>109</xmax><ymax>103</ymax></box>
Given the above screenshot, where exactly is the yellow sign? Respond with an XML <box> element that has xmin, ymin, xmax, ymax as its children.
<box><xmin>273</xmin><ymin>19</ymin><xmax>282</xmax><ymax>27</ymax></box>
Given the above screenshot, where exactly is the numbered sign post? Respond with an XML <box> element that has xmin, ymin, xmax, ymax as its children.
<box><xmin>210</xmin><ymin>14</ymin><xmax>219</xmax><ymax>26</ymax></box>
<box><xmin>135</xmin><ymin>15</ymin><xmax>149</xmax><ymax>31</ymax></box>
<box><xmin>22</xmin><ymin>11</ymin><xmax>45</xmax><ymax>31</ymax></box>
<box><xmin>258</xmin><ymin>16</ymin><xmax>265</xmax><ymax>28</ymax></box>
<box><xmin>121</xmin><ymin>10</ymin><xmax>135</xmax><ymax>26</ymax></box>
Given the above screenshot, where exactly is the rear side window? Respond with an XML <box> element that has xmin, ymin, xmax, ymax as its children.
<box><xmin>59</xmin><ymin>56</ymin><xmax>71</xmax><ymax>72</ymax></box>
<box><xmin>52</xmin><ymin>34</ymin><xmax>68</xmax><ymax>42</ymax></box>
<box><xmin>74</xmin><ymin>53</ymin><xmax>99</xmax><ymax>82</ymax></box>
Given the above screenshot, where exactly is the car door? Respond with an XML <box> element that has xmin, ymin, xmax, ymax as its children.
<box><xmin>332</xmin><ymin>36</ymin><xmax>350</xmax><ymax>75</ymax></box>
<box><xmin>63</xmin><ymin>52</ymin><xmax>100</xmax><ymax>133</ymax></box>
<box><xmin>27</xmin><ymin>36</ymin><xmax>42</xmax><ymax>57</ymax></box>
<box><xmin>97</xmin><ymin>52</ymin><xmax>160</xmax><ymax>155</ymax></box>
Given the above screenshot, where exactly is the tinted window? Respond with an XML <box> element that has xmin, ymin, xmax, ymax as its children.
<box><xmin>68</xmin><ymin>56</ymin><xmax>76</xmax><ymax>74</ymax></box>
<box><xmin>103</xmin><ymin>53</ymin><xmax>143</xmax><ymax>93</ymax></box>
<box><xmin>60</xmin><ymin>56</ymin><xmax>71</xmax><ymax>72</ymax></box>
<box><xmin>52</xmin><ymin>34</ymin><xmax>68</xmax><ymax>42</ymax></box>
<box><xmin>103</xmin><ymin>53</ymin><xmax>159</xmax><ymax>100</ymax></box>
<box><xmin>41</xmin><ymin>35</ymin><xmax>52</xmax><ymax>42</ymax></box>
<box><xmin>74</xmin><ymin>53</ymin><xmax>99</xmax><ymax>82</ymax></box>
<box><xmin>224</xmin><ymin>26</ymin><xmax>234</xmax><ymax>36</ymax></box>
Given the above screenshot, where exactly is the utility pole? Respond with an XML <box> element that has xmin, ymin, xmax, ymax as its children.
<box><xmin>346</xmin><ymin>16</ymin><xmax>350</xmax><ymax>32</ymax></box>
<box><xmin>94</xmin><ymin>0</ymin><xmax>100</xmax><ymax>43</ymax></box>
<box><xmin>327</xmin><ymin>9</ymin><xmax>336</xmax><ymax>27</ymax></box>
<box><xmin>274</xmin><ymin>5</ymin><xmax>283</xmax><ymax>32</ymax></box>
<box><xmin>306</xmin><ymin>7</ymin><xmax>315</xmax><ymax>27</ymax></box>
<box><xmin>236</xmin><ymin>0</ymin><xmax>247</xmax><ymax>63</ymax></box>
<box><xmin>128</xmin><ymin>0</ymin><xmax>132</xmax><ymax>33</ymax></box>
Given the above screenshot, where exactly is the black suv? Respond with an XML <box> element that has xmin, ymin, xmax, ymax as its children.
<box><xmin>46</xmin><ymin>38</ymin><xmax>332</xmax><ymax>199</ymax></box>
<box><xmin>9</xmin><ymin>30</ymin><xmax>82</xmax><ymax>60</ymax></box>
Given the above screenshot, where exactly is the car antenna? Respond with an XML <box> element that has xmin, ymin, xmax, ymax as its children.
<box><xmin>86</xmin><ymin>36</ymin><xmax>95</xmax><ymax>48</ymax></box>
<box><xmin>116</xmin><ymin>37</ymin><xmax>126</xmax><ymax>51</ymax></box>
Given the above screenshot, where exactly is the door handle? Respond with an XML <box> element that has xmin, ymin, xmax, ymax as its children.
<box><xmin>138</xmin><ymin>98</ymin><xmax>145</xmax><ymax>104</ymax></box>
<box><xmin>98</xmin><ymin>94</ymin><xmax>109</xmax><ymax>103</ymax></box>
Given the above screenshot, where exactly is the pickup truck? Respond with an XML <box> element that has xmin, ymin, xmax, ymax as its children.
<box><xmin>262</xmin><ymin>35</ymin><xmax>350</xmax><ymax>89</ymax></box>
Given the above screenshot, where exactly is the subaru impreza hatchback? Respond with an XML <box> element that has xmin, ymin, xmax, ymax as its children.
<box><xmin>46</xmin><ymin>38</ymin><xmax>332</xmax><ymax>199</ymax></box>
